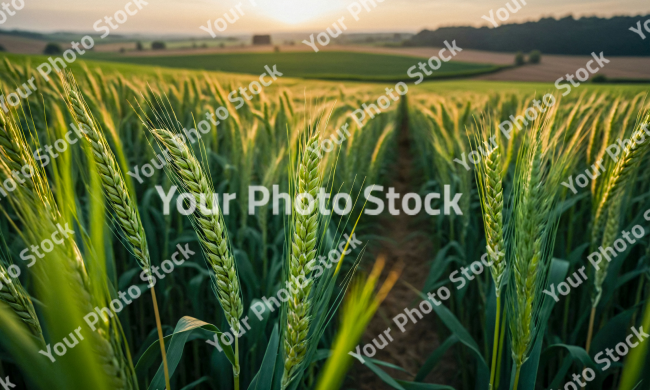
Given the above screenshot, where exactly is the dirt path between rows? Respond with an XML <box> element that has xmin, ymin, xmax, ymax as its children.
<box><xmin>351</xmin><ymin>105</ymin><xmax>457</xmax><ymax>389</ymax></box>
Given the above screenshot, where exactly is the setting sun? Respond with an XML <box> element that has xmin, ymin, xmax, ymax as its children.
<box><xmin>252</xmin><ymin>0</ymin><xmax>347</xmax><ymax>25</ymax></box>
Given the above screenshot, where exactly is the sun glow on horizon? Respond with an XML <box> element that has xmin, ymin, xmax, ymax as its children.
<box><xmin>252</xmin><ymin>0</ymin><xmax>348</xmax><ymax>25</ymax></box>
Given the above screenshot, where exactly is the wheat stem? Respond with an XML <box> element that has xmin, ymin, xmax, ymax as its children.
<box><xmin>513</xmin><ymin>365</ymin><xmax>522</xmax><ymax>390</ymax></box>
<box><xmin>151</xmin><ymin>287</ymin><xmax>172</xmax><ymax>390</ymax></box>
<box><xmin>495</xmin><ymin>308</ymin><xmax>506</xmax><ymax>390</ymax></box>
<box><xmin>235</xmin><ymin>338</ymin><xmax>240</xmax><ymax>390</ymax></box>
<box><xmin>489</xmin><ymin>295</ymin><xmax>501</xmax><ymax>390</ymax></box>
<box><xmin>586</xmin><ymin>307</ymin><xmax>596</xmax><ymax>353</ymax></box>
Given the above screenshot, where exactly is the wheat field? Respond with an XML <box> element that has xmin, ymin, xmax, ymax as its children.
<box><xmin>0</xmin><ymin>56</ymin><xmax>649</xmax><ymax>390</ymax></box>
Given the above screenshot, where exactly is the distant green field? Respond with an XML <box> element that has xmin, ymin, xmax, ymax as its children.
<box><xmin>88</xmin><ymin>51</ymin><xmax>503</xmax><ymax>82</ymax></box>
<box><xmin>2</xmin><ymin>52</ymin><xmax>647</xmax><ymax>101</ymax></box>
<box><xmin>3</xmin><ymin>53</ymin><xmax>649</xmax><ymax>97</ymax></box>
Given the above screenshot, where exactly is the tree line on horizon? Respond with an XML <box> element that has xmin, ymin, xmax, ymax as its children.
<box><xmin>406</xmin><ymin>14</ymin><xmax>650</xmax><ymax>56</ymax></box>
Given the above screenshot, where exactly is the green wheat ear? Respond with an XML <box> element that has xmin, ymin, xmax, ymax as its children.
<box><xmin>507</xmin><ymin>113</ymin><xmax>567</xmax><ymax>387</ymax></box>
<box><xmin>0</xmin><ymin>114</ymin><xmax>44</xmax><ymax>341</ymax></box>
<box><xmin>474</xmin><ymin>121</ymin><xmax>506</xmax><ymax>294</ymax></box>
<box><xmin>0</xmin><ymin>111</ymin><xmax>92</xmax><ymax>296</ymax></box>
<box><xmin>65</xmin><ymin>88</ymin><xmax>151</xmax><ymax>272</ymax></box>
<box><xmin>282</xmin><ymin>129</ymin><xmax>322</xmax><ymax>390</ymax></box>
<box><xmin>0</xmin><ymin>108</ymin><xmax>132</xmax><ymax>389</ymax></box>
<box><xmin>0</xmin><ymin>257</ymin><xmax>43</xmax><ymax>340</ymax></box>
<box><xmin>592</xmin><ymin>116</ymin><xmax>650</xmax><ymax>246</ymax></box>
<box><xmin>591</xmin><ymin>115</ymin><xmax>650</xmax><ymax>306</ymax></box>
<box><xmin>150</xmin><ymin>128</ymin><xmax>244</xmax><ymax>330</ymax></box>
<box><xmin>63</xmin><ymin>73</ymin><xmax>169</xmax><ymax>390</ymax></box>
<box><xmin>592</xmin><ymin>196</ymin><xmax>622</xmax><ymax>306</ymax></box>
<box><xmin>510</xmin><ymin>128</ymin><xmax>547</xmax><ymax>369</ymax></box>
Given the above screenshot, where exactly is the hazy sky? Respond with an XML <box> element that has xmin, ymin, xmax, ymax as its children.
<box><xmin>1</xmin><ymin>0</ymin><xmax>648</xmax><ymax>36</ymax></box>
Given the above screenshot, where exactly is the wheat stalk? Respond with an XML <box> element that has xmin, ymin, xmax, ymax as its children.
<box><xmin>586</xmin><ymin>115</ymin><xmax>649</xmax><ymax>353</ymax></box>
<box><xmin>592</xmin><ymin>195</ymin><xmax>622</xmax><ymax>307</ymax></box>
<box><xmin>473</xmin><ymin>120</ymin><xmax>505</xmax><ymax>390</ymax></box>
<box><xmin>507</xmin><ymin>117</ymin><xmax>565</xmax><ymax>389</ymax></box>
<box><xmin>590</xmin><ymin>98</ymin><xmax>619</xmax><ymax>188</ymax></box>
<box><xmin>64</xmin><ymin>75</ymin><xmax>168</xmax><ymax>390</ymax></box>
<box><xmin>150</xmin><ymin>128</ymin><xmax>243</xmax><ymax>389</ymax></box>
<box><xmin>282</xmin><ymin>130</ymin><xmax>322</xmax><ymax>390</ymax></box>
<box><xmin>474</xmin><ymin>123</ymin><xmax>506</xmax><ymax>294</ymax></box>
<box><xmin>151</xmin><ymin>128</ymin><xmax>243</xmax><ymax>330</ymax></box>
<box><xmin>0</xmin><ymin>110</ymin><xmax>93</xmax><ymax>299</ymax></box>
<box><xmin>66</xmin><ymin>89</ymin><xmax>151</xmax><ymax>271</ymax></box>
<box><xmin>0</xmin><ymin>110</ymin><xmax>132</xmax><ymax>389</ymax></box>
<box><xmin>592</xmin><ymin>116</ymin><xmax>650</xmax><ymax>244</ymax></box>
<box><xmin>510</xmin><ymin>132</ymin><xmax>546</xmax><ymax>369</ymax></box>
<box><xmin>0</xmin><ymin>114</ymin><xmax>44</xmax><ymax>341</ymax></box>
<box><xmin>0</xmin><ymin>260</ymin><xmax>43</xmax><ymax>340</ymax></box>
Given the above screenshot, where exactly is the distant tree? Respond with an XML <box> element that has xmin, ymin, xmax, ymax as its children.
<box><xmin>202</xmin><ymin>43</ymin><xmax>208</xmax><ymax>48</ymax></box>
<box><xmin>591</xmin><ymin>74</ymin><xmax>607</xmax><ymax>83</ymax></box>
<box><xmin>43</xmin><ymin>43</ymin><xmax>63</xmax><ymax>55</ymax></box>
<box><xmin>135</xmin><ymin>41</ymin><xmax>144</xmax><ymax>51</ymax></box>
<box><xmin>514</xmin><ymin>51</ymin><xmax>525</xmax><ymax>66</ymax></box>
<box><xmin>219</xmin><ymin>43</ymin><xmax>225</xmax><ymax>48</ymax></box>
<box><xmin>529</xmin><ymin>50</ymin><xmax>542</xmax><ymax>64</ymax></box>
<box><xmin>119</xmin><ymin>47</ymin><xmax>126</xmax><ymax>53</ymax></box>
<box><xmin>151</xmin><ymin>41</ymin><xmax>166</xmax><ymax>50</ymax></box>
<box><xmin>0</xmin><ymin>44</ymin><xmax>6</xmax><ymax>52</ymax></box>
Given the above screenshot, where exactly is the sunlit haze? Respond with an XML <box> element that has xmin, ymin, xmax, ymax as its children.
<box><xmin>255</xmin><ymin>0</ymin><xmax>349</xmax><ymax>25</ymax></box>
<box><xmin>0</xmin><ymin>0</ymin><xmax>648</xmax><ymax>35</ymax></box>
